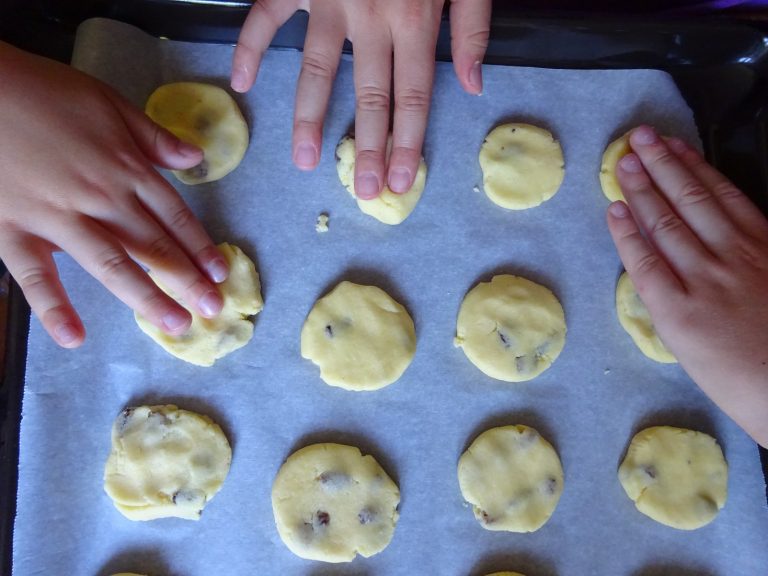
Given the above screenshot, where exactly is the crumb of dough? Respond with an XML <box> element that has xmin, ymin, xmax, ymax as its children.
<box><xmin>472</xmin><ymin>185</ymin><xmax>480</xmax><ymax>193</ymax></box>
<box><xmin>315</xmin><ymin>213</ymin><xmax>330</xmax><ymax>233</ymax></box>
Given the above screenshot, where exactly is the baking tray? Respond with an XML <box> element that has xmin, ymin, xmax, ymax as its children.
<box><xmin>2</xmin><ymin>4</ymin><xmax>768</xmax><ymax>574</ymax></box>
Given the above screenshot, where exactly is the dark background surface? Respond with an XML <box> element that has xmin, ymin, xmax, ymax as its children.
<box><xmin>1</xmin><ymin>1</ymin><xmax>767</xmax><ymax>574</ymax></box>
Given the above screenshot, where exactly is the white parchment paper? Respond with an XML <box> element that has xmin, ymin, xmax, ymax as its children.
<box><xmin>13</xmin><ymin>17</ymin><xmax>768</xmax><ymax>576</ymax></box>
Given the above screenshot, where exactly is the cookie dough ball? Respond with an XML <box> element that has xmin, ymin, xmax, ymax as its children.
<box><xmin>619</xmin><ymin>426</ymin><xmax>728</xmax><ymax>530</ymax></box>
<box><xmin>271</xmin><ymin>443</ymin><xmax>400</xmax><ymax>563</ymax></box>
<box><xmin>104</xmin><ymin>405</ymin><xmax>232</xmax><ymax>521</ymax></box>
<box><xmin>599</xmin><ymin>131</ymin><xmax>632</xmax><ymax>202</ymax></box>
<box><xmin>479</xmin><ymin>123</ymin><xmax>565</xmax><ymax>210</ymax></box>
<box><xmin>616</xmin><ymin>272</ymin><xmax>676</xmax><ymax>363</ymax></box>
<box><xmin>458</xmin><ymin>425</ymin><xmax>564</xmax><ymax>532</ymax></box>
<box><xmin>135</xmin><ymin>242</ymin><xmax>263</xmax><ymax>367</ymax></box>
<box><xmin>335</xmin><ymin>135</ymin><xmax>427</xmax><ymax>225</ymax></box>
<box><xmin>145</xmin><ymin>82</ymin><xmax>249</xmax><ymax>184</ymax></box>
<box><xmin>454</xmin><ymin>275</ymin><xmax>566</xmax><ymax>382</ymax></box>
<box><xmin>301</xmin><ymin>281</ymin><xmax>416</xmax><ymax>391</ymax></box>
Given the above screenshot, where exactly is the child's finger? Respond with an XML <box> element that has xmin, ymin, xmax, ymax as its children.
<box><xmin>617</xmin><ymin>153</ymin><xmax>714</xmax><ymax>277</ymax></box>
<box><xmin>292</xmin><ymin>5</ymin><xmax>345</xmax><ymax>171</ymax></box>
<box><xmin>53</xmin><ymin>218</ymin><xmax>193</xmax><ymax>336</ymax></box>
<box><xmin>2</xmin><ymin>236</ymin><xmax>85</xmax><ymax>348</ymax></box>
<box><xmin>110</xmin><ymin>90</ymin><xmax>203</xmax><ymax>170</ymax></box>
<box><xmin>666</xmin><ymin>137</ymin><xmax>768</xmax><ymax>241</ymax></box>
<box><xmin>606</xmin><ymin>201</ymin><xmax>683</xmax><ymax>304</ymax></box>
<box><xmin>388</xmin><ymin>4</ymin><xmax>441</xmax><ymax>194</ymax></box>
<box><xmin>231</xmin><ymin>0</ymin><xmax>301</xmax><ymax>93</ymax></box>
<box><xmin>135</xmin><ymin>173</ymin><xmax>229</xmax><ymax>285</ymax></box>
<box><xmin>628</xmin><ymin>126</ymin><xmax>738</xmax><ymax>250</ymax></box>
<box><xmin>449</xmin><ymin>0</ymin><xmax>492</xmax><ymax>95</ymax></box>
<box><xmin>352</xmin><ymin>30</ymin><xmax>393</xmax><ymax>200</ymax></box>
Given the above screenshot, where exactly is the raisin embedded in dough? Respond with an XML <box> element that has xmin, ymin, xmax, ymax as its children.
<box><xmin>134</xmin><ymin>242</ymin><xmax>263</xmax><ymax>367</ymax></box>
<box><xmin>615</xmin><ymin>271</ymin><xmax>676</xmax><ymax>363</ymax></box>
<box><xmin>479</xmin><ymin>123</ymin><xmax>565</xmax><ymax>210</ymax></box>
<box><xmin>103</xmin><ymin>405</ymin><xmax>232</xmax><ymax>521</ymax></box>
<box><xmin>454</xmin><ymin>275</ymin><xmax>566</xmax><ymax>382</ymax></box>
<box><xmin>145</xmin><ymin>82</ymin><xmax>249</xmax><ymax>184</ymax></box>
<box><xmin>300</xmin><ymin>281</ymin><xmax>416</xmax><ymax>391</ymax></box>
<box><xmin>458</xmin><ymin>425</ymin><xmax>564</xmax><ymax>532</ymax></box>
<box><xmin>335</xmin><ymin>134</ymin><xmax>427</xmax><ymax>225</ymax></box>
<box><xmin>618</xmin><ymin>426</ymin><xmax>728</xmax><ymax>530</ymax></box>
<box><xmin>271</xmin><ymin>443</ymin><xmax>400</xmax><ymax>562</ymax></box>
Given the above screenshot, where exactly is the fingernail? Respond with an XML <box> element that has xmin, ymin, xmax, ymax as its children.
<box><xmin>388</xmin><ymin>167</ymin><xmax>412</xmax><ymax>193</ymax></box>
<box><xmin>608</xmin><ymin>201</ymin><xmax>630</xmax><ymax>219</ymax></box>
<box><xmin>469</xmin><ymin>60</ymin><xmax>483</xmax><ymax>94</ymax></box>
<box><xmin>162</xmin><ymin>309</ymin><xmax>190</xmax><ymax>333</ymax></box>
<box><xmin>294</xmin><ymin>142</ymin><xmax>318</xmax><ymax>170</ymax></box>
<box><xmin>54</xmin><ymin>323</ymin><xmax>79</xmax><ymax>346</ymax></box>
<box><xmin>667</xmin><ymin>137</ymin><xmax>687</xmax><ymax>154</ymax></box>
<box><xmin>632</xmin><ymin>125</ymin><xmax>658</xmax><ymax>146</ymax></box>
<box><xmin>619</xmin><ymin>153</ymin><xmax>643</xmax><ymax>174</ymax></box>
<box><xmin>177</xmin><ymin>140</ymin><xmax>202</xmax><ymax>158</ymax></box>
<box><xmin>356</xmin><ymin>172</ymin><xmax>380</xmax><ymax>199</ymax></box>
<box><xmin>198</xmin><ymin>290</ymin><xmax>223</xmax><ymax>318</ymax></box>
<box><xmin>205</xmin><ymin>257</ymin><xmax>228</xmax><ymax>284</ymax></box>
<box><xmin>231</xmin><ymin>66</ymin><xmax>248</xmax><ymax>92</ymax></box>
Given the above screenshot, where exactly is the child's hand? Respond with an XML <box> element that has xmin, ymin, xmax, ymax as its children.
<box><xmin>607</xmin><ymin>125</ymin><xmax>768</xmax><ymax>447</ymax></box>
<box><xmin>0</xmin><ymin>43</ymin><xmax>229</xmax><ymax>348</ymax></box>
<box><xmin>230</xmin><ymin>0</ymin><xmax>491</xmax><ymax>198</ymax></box>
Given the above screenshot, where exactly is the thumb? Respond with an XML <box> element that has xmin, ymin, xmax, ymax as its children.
<box><xmin>450</xmin><ymin>0</ymin><xmax>492</xmax><ymax>95</ymax></box>
<box><xmin>109</xmin><ymin>89</ymin><xmax>204</xmax><ymax>170</ymax></box>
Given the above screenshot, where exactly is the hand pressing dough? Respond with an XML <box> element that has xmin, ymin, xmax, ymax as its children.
<box><xmin>145</xmin><ymin>82</ymin><xmax>249</xmax><ymax>184</ymax></box>
<box><xmin>479</xmin><ymin>123</ymin><xmax>565</xmax><ymax>209</ymax></box>
<box><xmin>103</xmin><ymin>405</ymin><xmax>232</xmax><ymax>521</ymax></box>
<box><xmin>301</xmin><ymin>281</ymin><xmax>416</xmax><ymax>391</ymax></box>
<box><xmin>599</xmin><ymin>131</ymin><xmax>632</xmax><ymax>202</ymax></box>
<box><xmin>335</xmin><ymin>135</ymin><xmax>427</xmax><ymax>225</ymax></box>
<box><xmin>135</xmin><ymin>242</ymin><xmax>263</xmax><ymax>367</ymax></box>
<box><xmin>619</xmin><ymin>426</ymin><xmax>727</xmax><ymax>530</ymax></box>
<box><xmin>616</xmin><ymin>272</ymin><xmax>676</xmax><ymax>363</ymax></box>
<box><xmin>454</xmin><ymin>275</ymin><xmax>566</xmax><ymax>382</ymax></box>
<box><xmin>271</xmin><ymin>443</ymin><xmax>400</xmax><ymax>563</ymax></box>
<box><xmin>458</xmin><ymin>425</ymin><xmax>564</xmax><ymax>532</ymax></box>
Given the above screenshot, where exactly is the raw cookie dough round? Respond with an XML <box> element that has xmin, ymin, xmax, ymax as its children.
<box><xmin>458</xmin><ymin>425</ymin><xmax>564</xmax><ymax>532</ymax></box>
<box><xmin>300</xmin><ymin>281</ymin><xmax>416</xmax><ymax>391</ymax></box>
<box><xmin>599</xmin><ymin>131</ymin><xmax>632</xmax><ymax>202</ymax></box>
<box><xmin>145</xmin><ymin>82</ymin><xmax>249</xmax><ymax>184</ymax></box>
<box><xmin>335</xmin><ymin>134</ymin><xmax>427</xmax><ymax>225</ymax></box>
<box><xmin>479</xmin><ymin>123</ymin><xmax>565</xmax><ymax>210</ymax></box>
<box><xmin>135</xmin><ymin>242</ymin><xmax>263</xmax><ymax>367</ymax></box>
<box><xmin>618</xmin><ymin>426</ymin><xmax>728</xmax><ymax>530</ymax></box>
<box><xmin>616</xmin><ymin>271</ymin><xmax>676</xmax><ymax>363</ymax></box>
<box><xmin>271</xmin><ymin>443</ymin><xmax>400</xmax><ymax>563</ymax></box>
<box><xmin>454</xmin><ymin>275</ymin><xmax>566</xmax><ymax>382</ymax></box>
<box><xmin>104</xmin><ymin>405</ymin><xmax>232</xmax><ymax>521</ymax></box>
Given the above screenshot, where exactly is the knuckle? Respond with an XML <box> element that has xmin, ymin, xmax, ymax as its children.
<box><xmin>144</xmin><ymin>234</ymin><xmax>177</xmax><ymax>264</ymax></box>
<box><xmin>300</xmin><ymin>51</ymin><xmax>336</xmax><ymax>80</ymax></box>
<box><xmin>166</xmin><ymin>203</ymin><xmax>197</xmax><ymax>233</ymax></box>
<box><xmin>712</xmin><ymin>181</ymin><xmax>744</xmax><ymax>203</ymax></box>
<box><xmin>17</xmin><ymin>266</ymin><xmax>53</xmax><ymax>293</ymax></box>
<box><xmin>357</xmin><ymin>85</ymin><xmax>390</xmax><ymax>113</ymax></box>
<box><xmin>633</xmin><ymin>252</ymin><xmax>663</xmax><ymax>278</ymax></box>
<box><xmin>676</xmin><ymin>180</ymin><xmax>711</xmax><ymax>207</ymax></box>
<box><xmin>355</xmin><ymin>148</ymin><xmax>385</xmax><ymax>165</ymax></box>
<box><xmin>396</xmin><ymin>86</ymin><xmax>431</xmax><ymax>113</ymax></box>
<box><xmin>461</xmin><ymin>28</ymin><xmax>491</xmax><ymax>51</ymax></box>
<box><xmin>650</xmin><ymin>212</ymin><xmax>683</xmax><ymax>239</ymax></box>
<box><xmin>95</xmin><ymin>248</ymin><xmax>133</xmax><ymax>282</ymax></box>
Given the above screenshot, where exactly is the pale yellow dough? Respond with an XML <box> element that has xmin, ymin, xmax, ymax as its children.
<box><xmin>599</xmin><ymin>131</ymin><xmax>632</xmax><ymax>202</ymax></box>
<box><xmin>301</xmin><ymin>281</ymin><xmax>416</xmax><ymax>391</ymax></box>
<box><xmin>618</xmin><ymin>426</ymin><xmax>728</xmax><ymax>530</ymax></box>
<box><xmin>479</xmin><ymin>123</ymin><xmax>565</xmax><ymax>210</ymax></box>
<box><xmin>458</xmin><ymin>425</ymin><xmax>564</xmax><ymax>532</ymax></box>
<box><xmin>335</xmin><ymin>135</ymin><xmax>427</xmax><ymax>225</ymax></box>
<box><xmin>135</xmin><ymin>242</ymin><xmax>263</xmax><ymax>367</ymax></box>
<box><xmin>616</xmin><ymin>272</ymin><xmax>676</xmax><ymax>363</ymax></box>
<box><xmin>145</xmin><ymin>82</ymin><xmax>249</xmax><ymax>184</ymax></box>
<box><xmin>104</xmin><ymin>405</ymin><xmax>232</xmax><ymax>521</ymax></box>
<box><xmin>454</xmin><ymin>275</ymin><xmax>566</xmax><ymax>382</ymax></box>
<box><xmin>271</xmin><ymin>443</ymin><xmax>400</xmax><ymax>563</ymax></box>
